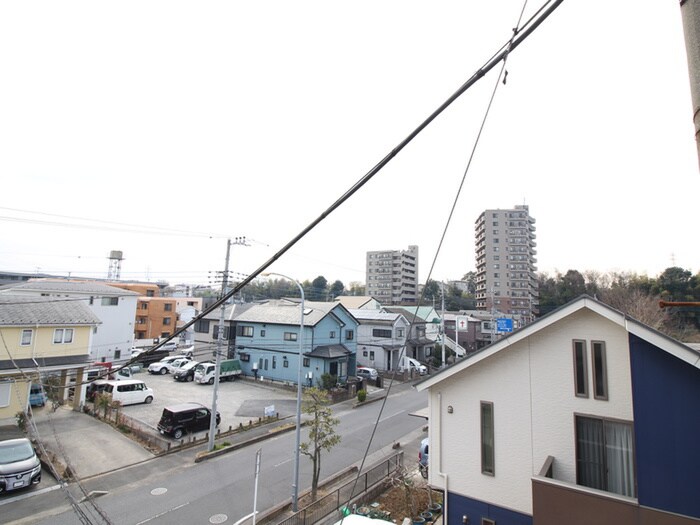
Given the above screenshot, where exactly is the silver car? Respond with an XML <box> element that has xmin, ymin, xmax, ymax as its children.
<box><xmin>0</xmin><ymin>438</ymin><xmax>41</xmax><ymax>494</ymax></box>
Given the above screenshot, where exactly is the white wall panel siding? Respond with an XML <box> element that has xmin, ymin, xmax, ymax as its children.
<box><xmin>428</xmin><ymin>306</ymin><xmax>634</xmax><ymax>516</ymax></box>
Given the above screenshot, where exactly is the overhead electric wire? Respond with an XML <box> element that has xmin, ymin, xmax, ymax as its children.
<box><xmin>342</xmin><ymin>0</ymin><xmax>536</xmax><ymax>514</ymax></box>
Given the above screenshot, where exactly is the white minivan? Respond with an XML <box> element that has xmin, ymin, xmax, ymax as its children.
<box><xmin>101</xmin><ymin>379</ymin><xmax>154</xmax><ymax>406</ymax></box>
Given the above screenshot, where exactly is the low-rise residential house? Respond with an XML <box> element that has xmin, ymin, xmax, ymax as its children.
<box><xmin>174</xmin><ymin>297</ymin><xmax>203</xmax><ymax>346</ymax></box>
<box><xmin>0</xmin><ymin>279</ymin><xmax>137</xmax><ymax>362</ymax></box>
<box><xmin>0</xmin><ymin>295</ymin><xmax>100</xmax><ymax>418</ymax></box>
<box><xmin>193</xmin><ymin>303</ymin><xmax>251</xmax><ymax>359</ymax></box>
<box><xmin>336</xmin><ymin>296</ymin><xmax>382</xmax><ymax>311</ymax></box>
<box><xmin>416</xmin><ymin>295</ymin><xmax>700</xmax><ymax>525</ymax></box>
<box><xmin>383</xmin><ymin>306</ymin><xmax>440</xmax><ymax>365</ymax></box>
<box><xmin>232</xmin><ymin>299</ymin><xmax>359</xmax><ymax>386</ymax></box>
<box><xmin>350</xmin><ymin>309</ymin><xmax>409</xmax><ymax>371</ymax></box>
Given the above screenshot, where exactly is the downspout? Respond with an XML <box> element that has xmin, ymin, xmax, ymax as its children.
<box><xmin>437</xmin><ymin>392</ymin><xmax>449</xmax><ymax>524</ymax></box>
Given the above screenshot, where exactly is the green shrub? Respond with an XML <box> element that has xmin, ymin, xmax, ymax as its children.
<box><xmin>357</xmin><ymin>389</ymin><xmax>367</xmax><ymax>403</ymax></box>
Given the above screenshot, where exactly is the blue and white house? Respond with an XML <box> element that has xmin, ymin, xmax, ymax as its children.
<box><xmin>232</xmin><ymin>299</ymin><xmax>359</xmax><ymax>386</ymax></box>
<box><xmin>416</xmin><ymin>295</ymin><xmax>700</xmax><ymax>525</ymax></box>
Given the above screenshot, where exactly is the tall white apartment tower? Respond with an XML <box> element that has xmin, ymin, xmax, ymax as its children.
<box><xmin>366</xmin><ymin>245</ymin><xmax>419</xmax><ymax>305</ymax></box>
<box><xmin>475</xmin><ymin>205</ymin><xmax>538</xmax><ymax>325</ymax></box>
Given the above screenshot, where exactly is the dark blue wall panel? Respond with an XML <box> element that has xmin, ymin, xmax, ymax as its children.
<box><xmin>447</xmin><ymin>491</ymin><xmax>532</xmax><ymax>525</ymax></box>
<box><xmin>629</xmin><ymin>333</ymin><xmax>700</xmax><ymax>519</ymax></box>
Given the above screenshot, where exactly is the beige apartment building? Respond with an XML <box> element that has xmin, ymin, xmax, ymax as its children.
<box><xmin>365</xmin><ymin>245</ymin><xmax>419</xmax><ymax>305</ymax></box>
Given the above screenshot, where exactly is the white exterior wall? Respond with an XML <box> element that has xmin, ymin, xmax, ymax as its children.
<box><xmin>529</xmin><ymin>309</ymin><xmax>633</xmax><ymax>485</ymax></box>
<box><xmin>90</xmin><ymin>296</ymin><xmax>138</xmax><ymax>361</ymax></box>
<box><xmin>428</xmin><ymin>308</ymin><xmax>634</xmax><ymax>516</ymax></box>
<box><xmin>356</xmin><ymin>318</ymin><xmax>409</xmax><ymax>371</ymax></box>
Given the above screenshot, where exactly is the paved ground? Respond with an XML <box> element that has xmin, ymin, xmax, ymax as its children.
<box><xmin>0</xmin><ymin>372</ymin><xmax>390</xmax><ymax>489</ymax></box>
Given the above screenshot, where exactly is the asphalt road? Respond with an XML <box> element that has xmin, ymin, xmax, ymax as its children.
<box><xmin>4</xmin><ymin>382</ymin><xmax>428</xmax><ymax>525</ymax></box>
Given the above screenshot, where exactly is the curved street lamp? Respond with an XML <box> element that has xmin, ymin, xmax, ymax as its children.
<box><xmin>262</xmin><ymin>272</ymin><xmax>305</xmax><ymax>512</ymax></box>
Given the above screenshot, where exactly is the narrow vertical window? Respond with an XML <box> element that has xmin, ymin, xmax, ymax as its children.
<box><xmin>573</xmin><ymin>340</ymin><xmax>588</xmax><ymax>397</ymax></box>
<box><xmin>21</xmin><ymin>329</ymin><xmax>33</xmax><ymax>346</ymax></box>
<box><xmin>481</xmin><ymin>401</ymin><xmax>495</xmax><ymax>475</ymax></box>
<box><xmin>592</xmin><ymin>341</ymin><xmax>608</xmax><ymax>400</ymax></box>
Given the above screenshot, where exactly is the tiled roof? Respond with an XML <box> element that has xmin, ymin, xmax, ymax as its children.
<box><xmin>233</xmin><ymin>299</ymin><xmax>342</xmax><ymax>327</ymax></box>
<box><xmin>0</xmin><ymin>295</ymin><xmax>101</xmax><ymax>325</ymax></box>
<box><xmin>0</xmin><ymin>279</ymin><xmax>139</xmax><ymax>296</ymax></box>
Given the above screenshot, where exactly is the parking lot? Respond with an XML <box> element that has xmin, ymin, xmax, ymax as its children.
<box><xmin>117</xmin><ymin>368</ymin><xmax>299</xmax><ymax>433</ymax></box>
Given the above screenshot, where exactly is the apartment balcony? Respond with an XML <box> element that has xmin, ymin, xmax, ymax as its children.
<box><xmin>531</xmin><ymin>456</ymin><xmax>682</xmax><ymax>525</ymax></box>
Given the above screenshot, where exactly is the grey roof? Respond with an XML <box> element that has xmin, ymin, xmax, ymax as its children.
<box><xmin>349</xmin><ymin>309</ymin><xmax>405</xmax><ymax>323</ymax></box>
<box><xmin>0</xmin><ymin>279</ymin><xmax>139</xmax><ymax>296</ymax></box>
<box><xmin>306</xmin><ymin>344</ymin><xmax>352</xmax><ymax>359</ymax></box>
<box><xmin>233</xmin><ymin>299</ymin><xmax>349</xmax><ymax>327</ymax></box>
<box><xmin>0</xmin><ymin>295</ymin><xmax>102</xmax><ymax>326</ymax></box>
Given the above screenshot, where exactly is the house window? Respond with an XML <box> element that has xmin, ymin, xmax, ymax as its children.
<box><xmin>161</xmin><ymin>332</ymin><xmax>170</xmax><ymax>338</ymax></box>
<box><xmin>141</xmin><ymin>302</ymin><xmax>148</xmax><ymax>310</ymax></box>
<box><xmin>102</xmin><ymin>297</ymin><xmax>118</xmax><ymax>306</ymax></box>
<box><xmin>21</xmin><ymin>329</ymin><xmax>33</xmax><ymax>346</ymax></box>
<box><xmin>573</xmin><ymin>340</ymin><xmax>588</xmax><ymax>398</ymax></box>
<box><xmin>303</xmin><ymin>357</ymin><xmax>310</xmax><ymax>367</ymax></box>
<box><xmin>284</xmin><ymin>332</ymin><xmax>298</xmax><ymax>341</ymax></box>
<box><xmin>330</xmin><ymin>331</ymin><xmax>336</xmax><ymax>339</ymax></box>
<box><xmin>481</xmin><ymin>401</ymin><xmax>495</xmax><ymax>475</ymax></box>
<box><xmin>89</xmin><ymin>296</ymin><xmax>94</xmax><ymax>305</ymax></box>
<box><xmin>373</xmin><ymin>329</ymin><xmax>392</xmax><ymax>338</ymax></box>
<box><xmin>396</xmin><ymin>328</ymin><xmax>404</xmax><ymax>338</ymax></box>
<box><xmin>163</xmin><ymin>317</ymin><xmax>171</xmax><ymax>326</ymax></box>
<box><xmin>239</xmin><ymin>326</ymin><xmax>254</xmax><ymax>337</ymax></box>
<box><xmin>283</xmin><ymin>357</ymin><xmax>289</xmax><ymax>368</ymax></box>
<box><xmin>146</xmin><ymin>290</ymin><xmax>155</xmax><ymax>297</ymax></box>
<box><xmin>369</xmin><ymin>351</ymin><xmax>375</xmax><ymax>360</ymax></box>
<box><xmin>363</xmin><ymin>350</ymin><xmax>368</xmax><ymax>357</ymax></box>
<box><xmin>239</xmin><ymin>353</ymin><xmax>250</xmax><ymax>362</ymax></box>
<box><xmin>194</xmin><ymin>319</ymin><xmax>210</xmax><ymax>333</ymax></box>
<box><xmin>0</xmin><ymin>382</ymin><xmax>11</xmax><ymax>408</ymax></box>
<box><xmin>592</xmin><ymin>341</ymin><xmax>608</xmax><ymax>400</ymax></box>
<box><xmin>164</xmin><ymin>303</ymin><xmax>172</xmax><ymax>311</ymax></box>
<box><xmin>272</xmin><ymin>356</ymin><xmax>277</xmax><ymax>369</ymax></box>
<box><xmin>261</xmin><ymin>329</ymin><xmax>266</xmax><ymax>337</ymax></box>
<box><xmin>53</xmin><ymin>328</ymin><xmax>74</xmax><ymax>344</ymax></box>
<box><xmin>575</xmin><ymin>415</ymin><xmax>635</xmax><ymax>497</ymax></box>
<box><xmin>345</xmin><ymin>330</ymin><xmax>354</xmax><ymax>341</ymax></box>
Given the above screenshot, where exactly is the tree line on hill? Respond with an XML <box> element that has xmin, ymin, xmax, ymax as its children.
<box><xmin>210</xmin><ymin>267</ymin><xmax>699</xmax><ymax>342</ymax></box>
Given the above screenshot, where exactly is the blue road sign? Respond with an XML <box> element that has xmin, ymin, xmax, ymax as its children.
<box><xmin>496</xmin><ymin>318</ymin><xmax>513</xmax><ymax>333</ymax></box>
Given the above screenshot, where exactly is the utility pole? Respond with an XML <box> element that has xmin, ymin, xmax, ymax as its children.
<box><xmin>680</xmin><ymin>0</ymin><xmax>700</xmax><ymax>169</ymax></box>
<box><xmin>208</xmin><ymin>236</ymin><xmax>249</xmax><ymax>452</ymax></box>
<box><xmin>440</xmin><ymin>282</ymin><xmax>446</xmax><ymax>368</ymax></box>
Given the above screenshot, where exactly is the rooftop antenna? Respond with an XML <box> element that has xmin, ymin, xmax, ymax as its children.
<box><xmin>107</xmin><ymin>250</ymin><xmax>123</xmax><ymax>280</ymax></box>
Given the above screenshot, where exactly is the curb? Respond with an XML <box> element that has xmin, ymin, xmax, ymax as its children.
<box><xmin>194</xmin><ymin>421</ymin><xmax>304</xmax><ymax>462</ymax></box>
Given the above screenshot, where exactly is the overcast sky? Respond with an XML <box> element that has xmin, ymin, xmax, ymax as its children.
<box><xmin>1</xmin><ymin>1</ymin><xmax>698</xmax><ymax>289</ymax></box>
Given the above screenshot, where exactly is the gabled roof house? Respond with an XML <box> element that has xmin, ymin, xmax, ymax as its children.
<box><xmin>0</xmin><ymin>295</ymin><xmax>100</xmax><ymax>418</ymax></box>
<box><xmin>416</xmin><ymin>295</ymin><xmax>700</xmax><ymax>525</ymax></box>
<box><xmin>350</xmin><ymin>309</ymin><xmax>410</xmax><ymax>372</ymax></box>
<box><xmin>231</xmin><ymin>299</ymin><xmax>359</xmax><ymax>386</ymax></box>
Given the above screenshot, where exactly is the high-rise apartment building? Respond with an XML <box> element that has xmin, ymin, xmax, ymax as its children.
<box><xmin>366</xmin><ymin>245</ymin><xmax>419</xmax><ymax>305</ymax></box>
<box><xmin>475</xmin><ymin>205</ymin><xmax>538</xmax><ymax>324</ymax></box>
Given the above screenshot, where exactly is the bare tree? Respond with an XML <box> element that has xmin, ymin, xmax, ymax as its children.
<box><xmin>299</xmin><ymin>387</ymin><xmax>341</xmax><ymax>500</ymax></box>
<box><xmin>599</xmin><ymin>287</ymin><xmax>668</xmax><ymax>331</ymax></box>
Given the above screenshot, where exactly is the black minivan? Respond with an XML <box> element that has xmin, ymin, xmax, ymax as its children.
<box><xmin>157</xmin><ymin>403</ymin><xmax>220</xmax><ymax>439</ymax></box>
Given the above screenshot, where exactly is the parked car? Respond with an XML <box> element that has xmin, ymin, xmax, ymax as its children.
<box><xmin>157</xmin><ymin>402</ymin><xmax>220</xmax><ymax>439</ymax></box>
<box><xmin>356</xmin><ymin>367</ymin><xmax>379</xmax><ymax>381</ymax></box>
<box><xmin>0</xmin><ymin>438</ymin><xmax>41</xmax><ymax>494</ymax></box>
<box><xmin>419</xmin><ymin>437</ymin><xmax>429</xmax><ymax>478</ymax></box>
<box><xmin>177</xmin><ymin>346</ymin><xmax>195</xmax><ymax>358</ymax></box>
<box><xmin>131</xmin><ymin>347</ymin><xmax>173</xmax><ymax>367</ymax></box>
<box><xmin>29</xmin><ymin>384</ymin><xmax>47</xmax><ymax>407</ymax></box>
<box><xmin>94</xmin><ymin>379</ymin><xmax>154</xmax><ymax>406</ymax></box>
<box><xmin>148</xmin><ymin>355</ymin><xmax>191</xmax><ymax>375</ymax></box>
<box><xmin>399</xmin><ymin>356</ymin><xmax>428</xmax><ymax>375</ymax></box>
<box><xmin>173</xmin><ymin>360</ymin><xmax>206</xmax><ymax>382</ymax></box>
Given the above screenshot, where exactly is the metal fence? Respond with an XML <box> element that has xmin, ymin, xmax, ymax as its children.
<box><xmin>275</xmin><ymin>452</ymin><xmax>404</xmax><ymax>525</ymax></box>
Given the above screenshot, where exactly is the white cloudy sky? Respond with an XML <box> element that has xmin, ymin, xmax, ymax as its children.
<box><xmin>1</xmin><ymin>1</ymin><xmax>698</xmax><ymax>288</ymax></box>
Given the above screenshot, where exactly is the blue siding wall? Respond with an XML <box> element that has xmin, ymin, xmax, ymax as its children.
<box><xmin>629</xmin><ymin>333</ymin><xmax>700</xmax><ymax>519</ymax></box>
<box><xmin>447</xmin><ymin>492</ymin><xmax>532</xmax><ymax>525</ymax></box>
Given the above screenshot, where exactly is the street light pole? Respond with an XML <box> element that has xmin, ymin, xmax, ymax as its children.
<box><xmin>262</xmin><ymin>272</ymin><xmax>304</xmax><ymax>512</ymax></box>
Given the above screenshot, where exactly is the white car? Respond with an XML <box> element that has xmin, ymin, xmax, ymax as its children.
<box><xmin>357</xmin><ymin>367</ymin><xmax>379</xmax><ymax>380</ymax></box>
<box><xmin>148</xmin><ymin>355</ymin><xmax>191</xmax><ymax>375</ymax></box>
<box><xmin>165</xmin><ymin>358</ymin><xmax>192</xmax><ymax>374</ymax></box>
